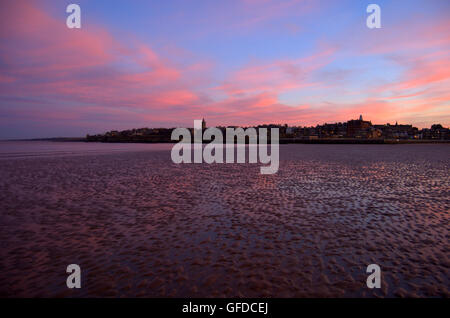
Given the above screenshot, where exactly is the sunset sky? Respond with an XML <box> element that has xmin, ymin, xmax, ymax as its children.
<box><xmin>0</xmin><ymin>0</ymin><xmax>449</xmax><ymax>138</ymax></box>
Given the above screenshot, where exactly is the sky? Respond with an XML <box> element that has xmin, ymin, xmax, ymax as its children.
<box><xmin>0</xmin><ymin>0</ymin><xmax>449</xmax><ymax>138</ymax></box>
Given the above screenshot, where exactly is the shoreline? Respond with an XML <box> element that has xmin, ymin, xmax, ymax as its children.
<box><xmin>7</xmin><ymin>138</ymin><xmax>450</xmax><ymax>144</ymax></box>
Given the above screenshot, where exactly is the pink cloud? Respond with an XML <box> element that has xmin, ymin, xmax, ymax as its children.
<box><xmin>215</xmin><ymin>46</ymin><xmax>336</xmax><ymax>96</ymax></box>
<box><xmin>0</xmin><ymin>0</ymin><xmax>448</xmax><ymax>135</ymax></box>
<box><xmin>0</xmin><ymin>0</ymin><xmax>205</xmax><ymax>117</ymax></box>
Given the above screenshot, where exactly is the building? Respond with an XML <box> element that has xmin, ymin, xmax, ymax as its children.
<box><xmin>347</xmin><ymin>115</ymin><xmax>372</xmax><ymax>138</ymax></box>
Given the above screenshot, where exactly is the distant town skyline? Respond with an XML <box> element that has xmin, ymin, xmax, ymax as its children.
<box><xmin>0</xmin><ymin>0</ymin><xmax>449</xmax><ymax>139</ymax></box>
<box><xmin>85</xmin><ymin>115</ymin><xmax>450</xmax><ymax>143</ymax></box>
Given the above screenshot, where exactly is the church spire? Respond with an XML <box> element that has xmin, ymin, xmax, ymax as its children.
<box><xmin>202</xmin><ymin>118</ymin><xmax>206</xmax><ymax>130</ymax></box>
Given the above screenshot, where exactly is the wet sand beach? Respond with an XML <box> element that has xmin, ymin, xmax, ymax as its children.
<box><xmin>0</xmin><ymin>142</ymin><xmax>448</xmax><ymax>297</ymax></box>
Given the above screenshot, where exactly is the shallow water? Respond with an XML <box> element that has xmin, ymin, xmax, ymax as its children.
<box><xmin>0</xmin><ymin>142</ymin><xmax>448</xmax><ymax>297</ymax></box>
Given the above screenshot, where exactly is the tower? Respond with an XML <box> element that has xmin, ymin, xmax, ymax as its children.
<box><xmin>359</xmin><ymin>114</ymin><xmax>363</xmax><ymax>121</ymax></box>
<box><xmin>202</xmin><ymin>118</ymin><xmax>206</xmax><ymax>130</ymax></box>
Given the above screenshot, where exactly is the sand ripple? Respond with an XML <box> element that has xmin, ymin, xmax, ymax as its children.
<box><xmin>0</xmin><ymin>144</ymin><xmax>448</xmax><ymax>297</ymax></box>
